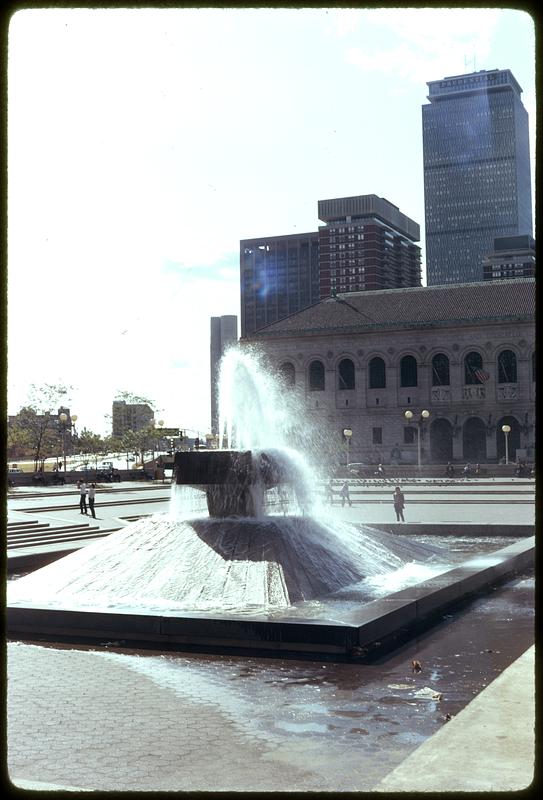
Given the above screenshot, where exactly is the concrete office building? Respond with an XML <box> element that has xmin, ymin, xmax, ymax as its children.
<box><xmin>240</xmin><ymin>232</ymin><xmax>320</xmax><ymax>337</ymax></box>
<box><xmin>210</xmin><ymin>315</ymin><xmax>238</xmax><ymax>433</ymax></box>
<box><xmin>423</xmin><ymin>69</ymin><xmax>533</xmax><ymax>285</ymax></box>
<box><xmin>111</xmin><ymin>401</ymin><xmax>154</xmax><ymax>438</ymax></box>
<box><xmin>483</xmin><ymin>235</ymin><xmax>535</xmax><ymax>281</ymax></box>
<box><xmin>317</xmin><ymin>195</ymin><xmax>421</xmax><ymax>297</ymax></box>
<box><xmin>245</xmin><ymin>278</ymin><xmax>535</xmax><ymax>466</ymax></box>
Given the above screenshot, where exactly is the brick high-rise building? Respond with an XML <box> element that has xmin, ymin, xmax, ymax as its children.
<box><xmin>317</xmin><ymin>195</ymin><xmax>421</xmax><ymax>297</ymax></box>
<box><xmin>423</xmin><ymin>69</ymin><xmax>533</xmax><ymax>285</ymax></box>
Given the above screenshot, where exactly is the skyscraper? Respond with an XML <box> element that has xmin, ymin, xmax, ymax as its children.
<box><xmin>240</xmin><ymin>232</ymin><xmax>319</xmax><ymax>337</ymax></box>
<box><xmin>317</xmin><ymin>194</ymin><xmax>421</xmax><ymax>297</ymax></box>
<box><xmin>423</xmin><ymin>69</ymin><xmax>533</xmax><ymax>285</ymax></box>
<box><xmin>210</xmin><ymin>315</ymin><xmax>238</xmax><ymax>434</ymax></box>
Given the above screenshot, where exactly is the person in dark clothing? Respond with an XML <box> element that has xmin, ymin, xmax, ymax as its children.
<box><xmin>393</xmin><ymin>485</ymin><xmax>405</xmax><ymax>522</ymax></box>
<box><xmin>339</xmin><ymin>481</ymin><xmax>352</xmax><ymax>507</ymax></box>
<box><xmin>88</xmin><ymin>483</ymin><xmax>96</xmax><ymax>519</ymax></box>
<box><xmin>446</xmin><ymin>462</ymin><xmax>455</xmax><ymax>478</ymax></box>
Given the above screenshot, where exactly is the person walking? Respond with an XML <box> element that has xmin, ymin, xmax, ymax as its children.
<box><xmin>88</xmin><ymin>482</ymin><xmax>97</xmax><ymax>519</ymax></box>
<box><xmin>325</xmin><ymin>479</ymin><xmax>335</xmax><ymax>505</ymax></box>
<box><xmin>393</xmin><ymin>485</ymin><xmax>405</xmax><ymax>522</ymax></box>
<box><xmin>78</xmin><ymin>480</ymin><xmax>88</xmax><ymax>515</ymax></box>
<box><xmin>340</xmin><ymin>481</ymin><xmax>352</xmax><ymax>507</ymax></box>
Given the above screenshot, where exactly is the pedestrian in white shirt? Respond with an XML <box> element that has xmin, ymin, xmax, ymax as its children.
<box><xmin>77</xmin><ymin>480</ymin><xmax>87</xmax><ymax>515</ymax></box>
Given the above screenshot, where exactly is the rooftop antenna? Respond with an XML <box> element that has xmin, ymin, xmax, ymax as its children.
<box><xmin>464</xmin><ymin>51</ymin><xmax>477</xmax><ymax>72</ymax></box>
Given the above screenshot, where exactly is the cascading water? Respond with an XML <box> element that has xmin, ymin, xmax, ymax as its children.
<box><xmin>8</xmin><ymin>346</ymin><xmax>445</xmax><ymax>616</ymax></box>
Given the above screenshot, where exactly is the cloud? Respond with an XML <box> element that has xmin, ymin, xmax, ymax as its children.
<box><xmin>345</xmin><ymin>8</ymin><xmax>502</xmax><ymax>85</ymax></box>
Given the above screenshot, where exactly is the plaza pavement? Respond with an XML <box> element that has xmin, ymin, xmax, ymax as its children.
<box><xmin>7</xmin><ymin>640</ymin><xmax>535</xmax><ymax>793</ymax></box>
<box><xmin>6</xmin><ymin>479</ymin><xmax>536</xmax><ymax>792</ymax></box>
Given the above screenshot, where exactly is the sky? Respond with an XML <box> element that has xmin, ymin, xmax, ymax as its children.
<box><xmin>7</xmin><ymin>6</ymin><xmax>536</xmax><ymax>437</ymax></box>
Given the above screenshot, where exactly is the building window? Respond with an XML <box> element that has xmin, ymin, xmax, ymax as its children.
<box><xmin>464</xmin><ymin>351</ymin><xmax>486</xmax><ymax>385</ymax></box>
<box><xmin>497</xmin><ymin>349</ymin><xmax>517</xmax><ymax>384</ymax></box>
<box><xmin>404</xmin><ymin>427</ymin><xmax>416</xmax><ymax>444</ymax></box>
<box><xmin>278</xmin><ymin>362</ymin><xmax>295</xmax><ymax>387</ymax></box>
<box><xmin>432</xmin><ymin>353</ymin><xmax>450</xmax><ymax>386</ymax></box>
<box><xmin>369</xmin><ymin>357</ymin><xmax>386</xmax><ymax>389</ymax></box>
<box><xmin>400</xmin><ymin>355</ymin><xmax>418</xmax><ymax>387</ymax></box>
<box><xmin>338</xmin><ymin>358</ymin><xmax>355</xmax><ymax>390</ymax></box>
<box><xmin>309</xmin><ymin>360</ymin><xmax>325</xmax><ymax>391</ymax></box>
<box><xmin>372</xmin><ymin>427</ymin><xmax>382</xmax><ymax>445</ymax></box>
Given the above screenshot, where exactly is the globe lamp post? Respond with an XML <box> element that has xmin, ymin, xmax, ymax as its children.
<box><xmin>404</xmin><ymin>409</ymin><xmax>430</xmax><ymax>469</ymax></box>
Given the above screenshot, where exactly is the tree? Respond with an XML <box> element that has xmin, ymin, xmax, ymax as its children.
<box><xmin>114</xmin><ymin>390</ymin><xmax>156</xmax><ymax>408</ymax></box>
<box><xmin>77</xmin><ymin>428</ymin><xmax>108</xmax><ymax>468</ymax></box>
<box><xmin>121</xmin><ymin>424</ymin><xmax>157</xmax><ymax>468</ymax></box>
<box><xmin>7</xmin><ymin>383</ymin><xmax>74</xmax><ymax>469</ymax></box>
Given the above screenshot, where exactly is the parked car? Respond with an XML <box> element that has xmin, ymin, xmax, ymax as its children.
<box><xmin>95</xmin><ymin>467</ymin><xmax>122</xmax><ymax>483</ymax></box>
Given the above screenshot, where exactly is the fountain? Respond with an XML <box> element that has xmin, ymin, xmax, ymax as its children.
<box><xmin>6</xmin><ymin>348</ymin><xmax>534</xmax><ymax>657</ymax></box>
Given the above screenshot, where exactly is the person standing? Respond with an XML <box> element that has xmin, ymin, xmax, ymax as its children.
<box><xmin>393</xmin><ymin>485</ymin><xmax>405</xmax><ymax>522</ymax></box>
<box><xmin>88</xmin><ymin>483</ymin><xmax>96</xmax><ymax>519</ymax></box>
<box><xmin>340</xmin><ymin>481</ymin><xmax>352</xmax><ymax>507</ymax></box>
<box><xmin>78</xmin><ymin>480</ymin><xmax>87</xmax><ymax>515</ymax></box>
<box><xmin>326</xmin><ymin>479</ymin><xmax>334</xmax><ymax>505</ymax></box>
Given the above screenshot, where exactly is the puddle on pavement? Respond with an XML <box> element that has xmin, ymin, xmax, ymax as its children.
<box><xmin>275</xmin><ymin>721</ymin><xmax>330</xmax><ymax>734</ymax></box>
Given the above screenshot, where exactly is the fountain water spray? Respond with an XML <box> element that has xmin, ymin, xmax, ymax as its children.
<box><xmin>9</xmin><ymin>346</ymin><xmax>442</xmax><ymax>614</ymax></box>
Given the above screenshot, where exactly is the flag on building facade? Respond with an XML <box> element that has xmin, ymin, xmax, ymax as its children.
<box><xmin>474</xmin><ymin>368</ymin><xmax>490</xmax><ymax>383</ymax></box>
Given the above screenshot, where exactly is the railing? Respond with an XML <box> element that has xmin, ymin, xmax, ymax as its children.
<box><xmin>497</xmin><ymin>383</ymin><xmax>518</xmax><ymax>400</ymax></box>
<box><xmin>462</xmin><ymin>385</ymin><xmax>486</xmax><ymax>400</ymax></box>
<box><xmin>430</xmin><ymin>387</ymin><xmax>451</xmax><ymax>403</ymax></box>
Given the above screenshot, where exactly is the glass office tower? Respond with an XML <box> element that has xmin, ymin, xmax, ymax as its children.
<box><xmin>423</xmin><ymin>69</ymin><xmax>533</xmax><ymax>285</ymax></box>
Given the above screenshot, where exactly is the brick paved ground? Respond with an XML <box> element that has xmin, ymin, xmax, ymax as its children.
<box><xmin>8</xmin><ymin>643</ymin><xmax>327</xmax><ymax>792</ymax></box>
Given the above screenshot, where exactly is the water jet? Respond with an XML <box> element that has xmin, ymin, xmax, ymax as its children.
<box><xmin>7</xmin><ymin>349</ymin><xmax>534</xmax><ymax>657</ymax></box>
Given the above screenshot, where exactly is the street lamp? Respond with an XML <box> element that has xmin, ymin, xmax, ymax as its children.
<box><xmin>501</xmin><ymin>424</ymin><xmax>511</xmax><ymax>465</ymax></box>
<box><xmin>58</xmin><ymin>412</ymin><xmax>76</xmax><ymax>472</ymax></box>
<box><xmin>404</xmin><ymin>409</ymin><xmax>430</xmax><ymax>469</ymax></box>
<box><xmin>343</xmin><ymin>427</ymin><xmax>353</xmax><ymax>468</ymax></box>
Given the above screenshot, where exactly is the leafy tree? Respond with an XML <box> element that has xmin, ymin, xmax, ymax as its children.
<box><xmin>7</xmin><ymin>383</ymin><xmax>73</xmax><ymax>469</ymax></box>
<box><xmin>77</xmin><ymin>428</ymin><xmax>108</xmax><ymax>468</ymax></box>
<box><xmin>120</xmin><ymin>424</ymin><xmax>158</xmax><ymax>468</ymax></box>
<box><xmin>114</xmin><ymin>390</ymin><xmax>156</xmax><ymax>408</ymax></box>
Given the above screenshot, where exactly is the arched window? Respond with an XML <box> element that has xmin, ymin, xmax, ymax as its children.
<box><xmin>497</xmin><ymin>350</ymin><xmax>517</xmax><ymax>384</ymax></box>
<box><xmin>309</xmin><ymin>360</ymin><xmax>325</xmax><ymax>391</ymax></box>
<box><xmin>338</xmin><ymin>358</ymin><xmax>355</xmax><ymax>390</ymax></box>
<box><xmin>431</xmin><ymin>353</ymin><xmax>450</xmax><ymax>386</ymax></box>
<box><xmin>400</xmin><ymin>355</ymin><xmax>418</xmax><ymax>387</ymax></box>
<box><xmin>464</xmin><ymin>351</ymin><xmax>485</xmax><ymax>385</ymax></box>
<box><xmin>369</xmin><ymin>357</ymin><xmax>386</xmax><ymax>389</ymax></box>
<box><xmin>278</xmin><ymin>362</ymin><xmax>295</xmax><ymax>387</ymax></box>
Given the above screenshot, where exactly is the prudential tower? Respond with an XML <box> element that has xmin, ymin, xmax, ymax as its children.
<box><xmin>422</xmin><ymin>69</ymin><xmax>533</xmax><ymax>285</ymax></box>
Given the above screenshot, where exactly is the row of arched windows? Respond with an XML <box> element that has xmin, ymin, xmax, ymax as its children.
<box><xmin>279</xmin><ymin>350</ymin><xmax>535</xmax><ymax>391</ymax></box>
